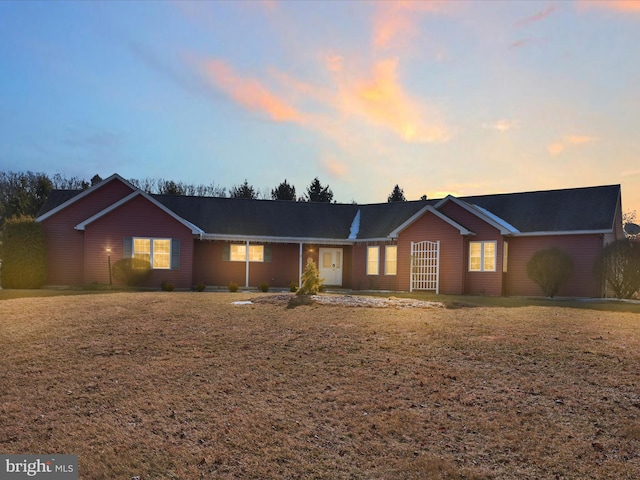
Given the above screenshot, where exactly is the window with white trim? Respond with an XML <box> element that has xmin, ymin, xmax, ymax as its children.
<box><xmin>469</xmin><ymin>241</ymin><xmax>496</xmax><ymax>272</ymax></box>
<box><xmin>385</xmin><ymin>245</ymin><xmax>397</xmax><ymax>275</ymax></box>
<box><xmin>230</xmin><ymin>244</ymin><xmax>264</xmax><ymax>262</ymax></box>
<box><xmin>133</xmin><ymin>238</ymin><xmax>171</xmax><ymax>269</ymax></box>
<box><xmin>367</xmin><ymin>246</ymin><xmax>379</xmax><ymax>275</ymax></box>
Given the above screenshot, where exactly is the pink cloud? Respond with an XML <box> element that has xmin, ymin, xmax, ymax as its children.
<box><xmin>483</xmin><ymin>119</ymin><xmax>519</xmax><ymax>132</ymax></box>
<box><xmin>548</xmin><ymin>134</ymin><xmax>596</xmax><ymax>156</ymax></box>
<box><xmin>548</xmin><ymin>142</ymin><xmax>565</xmax><ymax>156</ymax></box>
<box><xmin>345</xmin><ymin>58</ymin><xmax>450</xmax><ymax>143</ymax></box>
<box><xmin>371</xmin><ymin>0</ymin><xmax>448</xmax><ymax>50</ymax></box>
<box><xmin>201</xmin><ymin>59</ymin><xmax>303</xmax><ymax>123</ymax></box>
<box><xmin>515</xmin><ymin>5</ymin><xmax>558</xmax><ymax>27</ymax></box>
<box><xmin>577</xmin><ymin>0</ymin><xmax>640</xmax><ymax>12</ymax></box>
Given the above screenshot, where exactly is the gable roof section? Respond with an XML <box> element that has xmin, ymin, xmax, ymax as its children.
<box><xmin>35</xmin><ymin>174</ymin><xmax>136</xmax><ymax>222</ymax></box>
<box><xmin>75</xmin><ymin>191</ymin><xmax>204</xmax><ymax>235</ymax></box>
<box><xmin>434</xmin><ymin>195</ymin><xmax>519</xmax><ymax>235</ymax></box>
<box><xmin>460</xmin><ymin>184</ymin><xmax>621</xmax><ymax>235</ymax></box>
<box><xmin>352</xmin><ymin>201</ymin><xmax>433</xmax><ymax>240</ymax></box>
<box><xmin>388</xmin><ymin>205</ymin><xmax>474</xmax><ymax>238</ymax></box>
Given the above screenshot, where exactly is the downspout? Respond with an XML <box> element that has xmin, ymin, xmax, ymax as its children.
<box><xmin>245</xmin><ymin>240</ymin><xmax>250</xmax><ymax>289</ymax></box>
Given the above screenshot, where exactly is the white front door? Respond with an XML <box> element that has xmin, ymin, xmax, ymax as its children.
<box><xmin>319</xmin><ymin>248</ymin><xmax>343</xmax><ymax>286</ymax></box>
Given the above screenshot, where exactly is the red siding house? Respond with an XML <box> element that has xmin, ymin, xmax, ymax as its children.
<box><xmin>36</xmin><ymin>174</ymin><xmax>624</xmax><ymax>297</ymax></box>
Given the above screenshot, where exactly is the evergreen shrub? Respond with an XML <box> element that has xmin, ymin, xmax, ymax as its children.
<box><xmin>0</xmin><ymin>216</ymin><xmax>47</xmax><ymax>288</ymax></box>
<box><xmin>111</xmin><ymin>258</ymin><xmax>151</xmax><ymax>287</ymax></box>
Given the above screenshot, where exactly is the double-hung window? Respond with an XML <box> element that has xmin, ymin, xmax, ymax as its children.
<box><xmin>230</xmin><ymin>244</ymin><xmax>264</xmax><ymax>262</ymax></box>
<box><xmin>385</xmin><ymin>245</ymin><xmax>397</xmax><ymax>275</ymax></box>
<box><xmin>469</xmin><ymin>241</ymin><xmax>496</xmax><ymax>272</ymax></box>
<box><xmin>133</xmin><ymin>238</ymin><xmax>172</xmax><ymax>269</ymax></box>
<box><xmin>367</xmin><ymin>246</ymin><xmax>379</xmax><ymax>275</ymax></box>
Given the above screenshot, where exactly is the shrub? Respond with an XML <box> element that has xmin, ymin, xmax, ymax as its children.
<box><xmin>526</xmin><ymin>248</ymin><xmax>573</xmax><ymax>298</ymax></box>
<box><xmin>0</xmin><ymin>216</ymin><xmax>47</xmax><ymax>288</ymax></box>
<box><xmin>195</xmin><ymin>281</ymin><xmax>206</xmax><ymax>292</ymax></box>
<box><xmin>297</xmin><ymin>258</ymin><xmax>324</xmax><ymax>296</ymax></box>
<box><xmin>111</xmin><ymin>257</ymin><xmax>151</xmax><ymax>287</ymax></box>
<box><xmin>289</xmin><ymin>282</ymin><xmax>298</xmax><ymax>293</ymax></box>
<box><xmin>258</xmin><ymin>282</ymin><xmax>269</xmax><ymax>292</ymax></box>
<box><xmin>594</xmin><ymin>239</ymin><xmax>640</xmax><ymax>299</ymax></box>
<box><xmin>228</xmin><ymin>281</ymin><xmax>239</xmax><ymax>292</ymax></box>
<box><xmin>161</xmin><ymin>281</ymin><xmax>174</xmax><ymax>292</ymax></box>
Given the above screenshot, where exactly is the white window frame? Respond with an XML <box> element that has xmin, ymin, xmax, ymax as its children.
<box><xmin>367</xmin><ymin>246</ymin><xmax>379</xmax><ymax>275</ymax></box>
<box><xmin>133</xmin><ymin>237</ymin><xmax>171</xmax><ymax>270</ymax></box>
<box><xmin>385</xmin><ymin>245</ymin><xmax>397</xmax><ymax>275</ymax></box>
<box><xmin>469</xmin><ymin>241</ymin><xmax>497</xmax><ymax>272</ymax></box>
<box><xmin>230</xmin><ymin>244</ymin><xmax>264</xmax><ymax>262</ymax></box>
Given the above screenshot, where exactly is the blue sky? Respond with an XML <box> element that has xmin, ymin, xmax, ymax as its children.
<box><xmin>1</xmin><ymin>0</ymin><xmax>639</xmax><ymax>215</ymax></box>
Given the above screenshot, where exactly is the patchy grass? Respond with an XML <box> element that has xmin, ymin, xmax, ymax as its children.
<box><xmin>1</xmin><ymin>292</ymin><xmax>639</xmax><ymax>479</ymax></box>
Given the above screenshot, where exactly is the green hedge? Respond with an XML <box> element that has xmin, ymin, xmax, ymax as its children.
<box><xmin>0</xmin><ymin>216</ymin><xmax>47</xmax><ymax>289</ymax></box>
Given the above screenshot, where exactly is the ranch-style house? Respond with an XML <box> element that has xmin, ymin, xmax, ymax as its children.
<box><xmin>36</xmin><ymin>174</ymin><xmax>624</xmax><ymax>297</ymax></box>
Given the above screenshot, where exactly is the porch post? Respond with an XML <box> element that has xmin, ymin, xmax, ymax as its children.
<box><xmin>245</xmin><ymin>240</ymin><xmax>250</xmax><ymax>288</ymax></box>
<box><xmin>409</xmin><ymin>241</ymin><xmax>414</xmax><ymax>293</ymax></box>
<box><xmin>299</xmin><ymin>242</ymin><xmax>303</xmax><ymax>288</ymax></box>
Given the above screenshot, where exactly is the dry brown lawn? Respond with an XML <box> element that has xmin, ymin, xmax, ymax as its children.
<box><xmin>1</xmin><ymin>292</ymin><xmax>639</xmax><ymax>479</ymax></box>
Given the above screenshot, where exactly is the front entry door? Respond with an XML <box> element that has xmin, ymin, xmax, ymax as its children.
<box><xmin>319</xmin><ymin>248</ymin><xmax>343</xmax><ymax>286</ymax></box>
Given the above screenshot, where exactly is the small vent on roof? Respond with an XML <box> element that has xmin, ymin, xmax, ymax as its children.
<box><xmin>349</xmin><ymin>209</ymin><xmax>361</xmax><ymax>239</ymax></box>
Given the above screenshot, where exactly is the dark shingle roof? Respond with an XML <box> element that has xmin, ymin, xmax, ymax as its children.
<box><xmin>461</xmin><ymin>184</ymin><xmax>620</xmax><ymax>233</ymax></box>
<box><xmin>36</xmin><ymin>189</ymin><xmax>83</xmax><ymax>217</ymax></box>
<box><xmin>37</xmin><ymin>183</ymin><xmax>621</xmax><ymax>239</ymax></box>
<box><xmin>152</xmin><ymin>195</ymin><xmax>360</xmax><ymax>239</ymax></box>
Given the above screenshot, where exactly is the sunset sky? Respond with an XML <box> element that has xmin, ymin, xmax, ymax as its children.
<box><xmin>1</xmin><ymin>0</ymin><xmax>639</xmax><ymax>215</ymax></box>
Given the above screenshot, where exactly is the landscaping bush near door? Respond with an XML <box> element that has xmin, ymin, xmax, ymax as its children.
<box><xmin>111</xmin><ymin>257</ymin><xmax>151</xmax><ymax>287</ymax></box>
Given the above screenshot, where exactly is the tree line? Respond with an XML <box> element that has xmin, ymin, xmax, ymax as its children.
<box><xmin>0</xmin><ymin>171</ymin><xmax>414</xmax><ymax>227</ymax></box>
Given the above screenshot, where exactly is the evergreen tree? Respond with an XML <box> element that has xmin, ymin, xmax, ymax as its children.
<box><xmin>230</xmin><ymin>179</ymin><xmax>258</xmax><ymax>199</ymax></box>
<box><xmin>387</xmin><ymin>184</ymin><xmax>407</xmax><ymax>202</ymax></box>
<box><xmin>271</xmin><ymin>180</ymin><xmax>296</xmax><ymax>201</ymax></box>
<box><xmin>304</xmin><ymin>177</ymin><xmax>333</xmax><ymax>203</ymax></box>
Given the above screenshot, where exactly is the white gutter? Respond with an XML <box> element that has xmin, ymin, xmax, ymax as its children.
<box><xmin>201</xmin><ymin>233</ymin><xmax>353</xmax><ymax>245</ymax></box>
<box><xmin>512</xmin><ymin>229</ymin><xmax>612</xmax><ymax>237</ymax></box>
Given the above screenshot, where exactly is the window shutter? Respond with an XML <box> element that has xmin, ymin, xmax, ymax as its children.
<box><xmin>222</xmin><ymin>244</ymin><xmax>230</xmax><ymax>261</ymax></box>
<box><xmin>123</xmin><ymin>237</ymin><xmax>133</xmax><ymax>258</ymax></box>
<box><xmin>264</xmin><ymin>245</ymin><xmax>272</xmax><ymax>262</ymax></box>
<box><xmin>171</xmin><ymin>238</ymin><xmax>180</xmax><ymax>269</ymax></box>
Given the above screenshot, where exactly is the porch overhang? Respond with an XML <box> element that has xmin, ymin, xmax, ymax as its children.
<box><xmin>200</xmin><ymin>233</ymin><xmax>353</xmax><ymax>246</ymax></box>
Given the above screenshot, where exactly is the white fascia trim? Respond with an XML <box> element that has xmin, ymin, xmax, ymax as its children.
<box><xmin>472</xmin><ymin>204</ymin><xmax>520</xmax><ymax>234</ymax></box>
<box><xmin>435</xmin><ymin>196</ymin><xmax>516</xmax><ymax>235</ymax></box>
<box><xmin>201</xmin><ymin>233</ymin><xmax>353</xmax><ymax>245</ymax></box>
<box><xmin>513</xmin><ymin>229</ymin><xmax>612</xmax><ymax>237</ymax></box>
<box><xmin>75</xmin><ymin>190</ymin><xmax>205</xmax><ymax>236</ymax></box>
<box><xmin>36</xmin><ymin>173</ymin><xmax>136</xmax><ymax>222</ymax></box>
<box><xmin>388</xmin><ymin>205</ymin><xmax>474</xmax><ymax>237</ymax></box>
